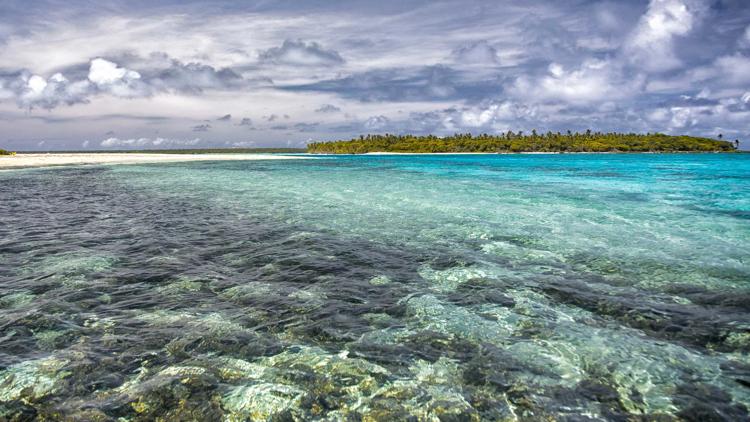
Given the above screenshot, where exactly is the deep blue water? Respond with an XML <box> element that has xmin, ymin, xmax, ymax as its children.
<box><xmin>0</xmin><ymin>153</ymin><xmax>749</xmax><ymax>420</ymax></box>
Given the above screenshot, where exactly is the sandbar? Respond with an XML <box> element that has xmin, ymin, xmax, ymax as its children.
<box><xmin>0</xmin><ymin>153</ymin><xmax>308</xmax><ymax>169</ymax></box>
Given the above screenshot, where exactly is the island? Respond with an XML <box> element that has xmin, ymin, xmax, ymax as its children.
<box><xmin>307</xmin><ymin>132</ymin><xmax>738</xmax><ymax>154</ymax></box>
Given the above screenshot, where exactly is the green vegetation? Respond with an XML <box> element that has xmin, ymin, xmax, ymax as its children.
<box><xmin>307</xmin><ymin>131</ymin><xmax>737</xmax><ymax>154</ymax></box>
<box><xmin>0</xmin><ymin>148</ymin><xmax>15</xmax><ymax>155</ymax></box>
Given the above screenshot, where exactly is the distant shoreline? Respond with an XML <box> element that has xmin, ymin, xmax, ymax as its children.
<box><xmin>0</xmin><ymin>153</ymin><xmax>308</xmax><ymax>169</ymax></box>
<box><xmin>352</xmin><ymin>151</ymin><xmax>750</xmax><ymax>155</ymax></box>
<box><xmin>307</xmin><ymin>132</ymin><xmax>738</xmax><ymax>154</ymax></box>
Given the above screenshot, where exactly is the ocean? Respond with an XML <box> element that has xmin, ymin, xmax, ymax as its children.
<box><xmin>1</xmin><ymin>153</ymin><xmax>749</xmax><ymax>420</ymax></box>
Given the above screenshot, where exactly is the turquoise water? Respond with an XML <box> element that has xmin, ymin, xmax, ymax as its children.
<box><xmin>1</xmin><ymin>153</ymin><xmax>749</xmax><ymax>420</ymax></box>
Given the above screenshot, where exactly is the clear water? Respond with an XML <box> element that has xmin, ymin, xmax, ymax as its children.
<box><xmin>1</xmin><ymin>153</ymin><xmax>749</xmax><ymax>420</ymax></box>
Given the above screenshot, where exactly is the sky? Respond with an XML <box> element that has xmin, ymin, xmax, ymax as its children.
<box><xmin>1</xmin><ymin>0</ymin><xmax>749</xmax><ymax>151</ymax></box>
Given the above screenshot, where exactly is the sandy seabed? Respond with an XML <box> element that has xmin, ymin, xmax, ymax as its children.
<box><xmin>0</xmin><ymin>153</ymin><xmax>308</xmax><ymax>169</ymax></box>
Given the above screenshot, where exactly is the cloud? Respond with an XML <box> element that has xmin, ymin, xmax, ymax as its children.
<box><xmin>711</xmin><ymin>54</ymin><xmax>750</xmax><ymax>86</ymax></box>
<box><xmin>145</xmin><ymin>59</ymin><xmax>245</xmax><ymax>94</ymax></box>
<box><xmin>741</xmin><ymin>25</ymin><xmax>750</xmax><ymax>48</ymax></box>
<box><xmin>0</xmin><ymin>55</ymin><xmax>252</xmax><ymax>110</ymax></box>
<box><xmin>231</xmin><ymin>140</ymin><xmax>257</xmax><ymax>147</ymax></box>
<box><xmin>238</xmin><ymin>117</ymin><xmax>253</xmax><ymax>126</ymax></box>
<box><xmin>88</xmin><ymin>58</ymin><xmax>150</xmax><ymax>98</ymax></box>
<box><xmin>451</xmin><ymin>41</ymin><xmax>500</xmax><ymax>65</ymax></box>
<box><xmin>315</xmin><ymin>104</ymin><xmax>341</xmax><ymax>113</ymax></box>
<box><xmin>89</xmin><ymin>58</ymin><xmax>141</xmax><ymax>86</ymax></box>
<box><xmin>288</xmin><ymin>65</ymin><xmax>501</xmax><ymax>102</ymax></box>
<box><xmin>100</xmin><ymin>136</ymin><xmax>201</xmax><ymax>148</ymax></box>
<box><xmin>647</xmin><ymin>53</ymin><xmax>750</xmax><ymax>93</ymax></box>
<box><xmin>293</xmin><ymin>122</ymin><xmax>319</xmax><ymax>132</ymax></box>
<box><xmin>363</xmin><ymin>115</ymin><xmax>390</xmax><ymax>130</ymax></box>
<box><xmin>624</xmin><ymin>0</ymin><xmax>700</xmax><ymax>72</ymax></box>
<box><xmin>217</xmin><ymin>114</ymin><xmax>232</xmax><ymax>121</ymax></box>
<box><xmin>8</xmin><ymin>71</ymin><xmax>91</xmax><ymax>109</ymax></box>
<box><xmin>457</xmin><ymin>101</ymin><xmax>539</xmax><ymax>129</ymax></box>
<box><xmin>258</xmin><ymin>40</ymin><xmax>344</xmax><ymax>66</ymax></box>
<box><xmin>192</xmin><ymin>124</ymin><xmax>211</xmax><ymax>132</ymax></box>
<box><xmin>509</xmin><ymin>60</ymin><xmax>642</xmax><ymax>105</ymax></box>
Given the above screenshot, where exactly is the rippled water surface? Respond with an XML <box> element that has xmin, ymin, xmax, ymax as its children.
<box><xmin>1</xmin><ymin>153</ymin><xmax>749</xmax><ymax>421</ymax></box>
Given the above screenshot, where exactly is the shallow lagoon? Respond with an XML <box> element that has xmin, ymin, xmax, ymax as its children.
<box><xmin>1</xmin><ymin>153</ymin><xmax>749</xmax><ymax>420</ymax></box>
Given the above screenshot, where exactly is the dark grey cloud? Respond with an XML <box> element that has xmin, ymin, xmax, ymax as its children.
<box><xmin>238</xmin><ymin>117</ymin><xmax>253</xmax><ymax>126</ymax></box>
<box><xmin>18</xmin><ymin>113</ymin><xmax>172</xmax><ymax>124</ymax></box>
<box><xmin>287</xmin><ymin>65</ymin><xmax>505</xmax><ymax>102</ymax></box>
<box><xmin>144</xmin><ymin>59</ymin><xmax>245</xmax><ymax>94</ymax></box>
<box><xmin>192</xmin><ymin>123</ymin><xmax>211</xmax><ymax>132</ymax></box>
<box><xmin>259</xmin><ymin>39</ymin><xmax>344</xmax><ymax>66</ymax></box>
<box><xmin>293</xmin><ymin>122</ymin><xmax>319</xmax><ymax>132</ymax></box>
<box><xmin>315</xmin><ymin>104</ymin><xmax>341</xmax><ymax>113</ymax></box>
<box><xmin>451</xmin><ymin>41</ymin><xmax>500</xmax><ymax>65</ymax></box>
<box><xmin>217</xmin><ymin>113</ymin><xmax>232</xmax><ymax>121</ymax></box>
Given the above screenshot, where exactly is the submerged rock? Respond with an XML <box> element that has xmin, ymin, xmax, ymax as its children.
<box><xmin>222</xmin><ymin>383</ymin><xmax>304</xmax><ymax>421</ymax></box>
<box><xmin>0</xmin><ymin>356</ymin><xmax>70</xmax><ymax>402</ymax></box>
<box><xmin>113</xmin><ymin>364</ymin><xmax>224</xmax><ymax>421</ymax></box>
<box><xmin>369</xmin><ymin>275</ymin><xmax>392</xmax><ymax>286</ymax></box>
<box><xmin>0</xmin><ymin>291</ymin><xmax>35</xmax><ymax>309</ymax></box>
<box><xmin>216</xmin><ymin>346</ymin><xmax>390</xmax><ymax>420</ymax></box>
<box><xmin>349</xmin><ymin>358</ymin><xmax>484</xmax><ymax>421</ymax></box>
<box><xmin>418</xmin><ymin>265</ymin><xmax>488</xmax><ymax>292</ymax></box>
<box><xmin>157</xmin><ymin>277</ymin><xmax>204</xmax><ymax>294</ymax></box>
<box><xmin>20</xmin><ymin>253</ymin><xmax>117</xmax><ymax>287</ymax></box>
<box><xmin>33</xmin><ymin>329</ymin><xmax>71</xmax><ymax>350</ymax></box>
<box><xmin>405</xmin><ymin>294</ymin><xmax>514</xmax><ymax>343</ymax></box>
<box><xmin>219</xmin><ymin>282</ymin><xmax>275</xmax><ymax>302</ymax></box>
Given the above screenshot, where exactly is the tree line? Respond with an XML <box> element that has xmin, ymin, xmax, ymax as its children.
<box><xmin>307</xmin><ymin>131</ymin><xmax>738</xmax><ymax>154</ymax></box>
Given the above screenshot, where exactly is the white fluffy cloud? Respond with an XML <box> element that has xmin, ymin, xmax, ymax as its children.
<box><xmin>625</xmin><ymin>0</ymin><xmax>698</xmax><ymax>72</ymax></box>
<box><xmin>648</xmin><ymin>106</ymin><xmax>698</xmax><ymax>129</ymax></box>
<box><xmin>88</xmin><ymin>58</ymin><xmax>148</xmax><ymax>97</ymax></box>
<box><xmin>10</xmin><ymin>72</ymin><xmax>91</xmax><ymax>109</ymax></box>
<box><xmin>100</xmin><ymin>136</ymin><xmax>201</xmax><ymax>148</ymax></box>
<box><xmin>0</xmin><ymin>58</ymin><xmax>147</xmax><ymax>109</ymax></box>
<box><xmin>89</xmin><ymin>58</ymin><xmax>141</xmax><ymax>85</ymax></box>
<box><xmin>458</xmin><ymin>101</ymin><xmax>538</xmax><ymax>129</ymax></box>
<box><xmin>363</xmin><ymin>115</ymin><xmax>390</xmax><ymax>130</ymax></box>
<box><xmin>509</xmin><ymin>60</ymin><xmax>641</xmax><ymax>104</ymax></box>
<box><xmin>0</xmin><ymin>56</ymin><xmax>251</xmax><ymax>109</ymax></box>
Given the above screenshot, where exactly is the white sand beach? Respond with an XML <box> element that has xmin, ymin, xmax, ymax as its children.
<box><xmin>0</xmin><ymin>153</ymin><xmax>308</xmax><ymax>169</ymax></box>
